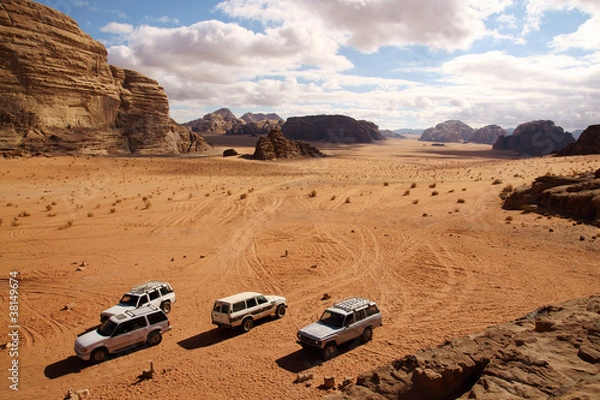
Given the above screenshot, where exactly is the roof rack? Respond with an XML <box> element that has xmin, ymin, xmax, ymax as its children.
<box><xmin>332</xmin><ymin>297</ymin><xmax>371</xmax><ymax>312</ymax></box>
<box><xmin>130</xmin><ymin>280</ymin><xmax>168</xmax><ymax>293</ymax></box>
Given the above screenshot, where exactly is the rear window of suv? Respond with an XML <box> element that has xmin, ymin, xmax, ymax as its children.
<box><xmin>147</xmin><ymin>311</ymin><xmax>168</xmax><ymax>325</ymax></box>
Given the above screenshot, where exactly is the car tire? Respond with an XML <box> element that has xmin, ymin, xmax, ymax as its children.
<box><xmin>147</xmin><ymin>331</ymin><xmax>162</xmax><ymax>346</ymax></box>
<box><xmin>321</xmin><ymin>342</ymin><xmax>338</xmax><ymax>360</ymax></box>
<box><xmin>275</xmin><ymin>304</ymin><xmax>286</xmax><ymax>318</ymax></box>
<box><xmin>91</xmin><ymin>347</ymin><xmax>108</xmax><ymax>363</ymax></box>
<box><xmin>360</xmin><ymin>327</ymin><xmax>373</xmax><ymax>343</ymax></box>
<box><xmin>241</xmin><ymin>318</ymin><xmax>254</xmax><ymax>333</ymax></box>
<box><xmin>161</xmin><ymin>301</ymin><xmax>172</xmax><ymax>314</ymax></box>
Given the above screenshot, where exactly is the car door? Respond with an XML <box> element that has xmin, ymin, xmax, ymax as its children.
<box><xmin>136</xmin><ymin>294</ymin><xmax>150</xmax><ymax>307</ymax></box>
<box><xmin>109</xmin><ymin>317</ymin><xmax>147</xmax><ymax>351</ymax></box>
<box><xmin>246</xmin><ymin>297</ymin><xmax>263</xmax><ymax>318</ymax></box>
<box><xmin>339</xmin><ymin>312</ymin><xmax>362</xmax><ymax>344</ymax></box>
<box><xmin>148</xmin><ymin>289</ymin><xmax>161</xmax><ymax>308</ymax></box>
<box><xmin>256</xmin><ymin>295</ymin><xmax>274</xmax><ymax>316</ymax></box>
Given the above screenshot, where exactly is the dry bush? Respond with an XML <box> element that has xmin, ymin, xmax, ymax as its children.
<box><xmin>457</xmin><ymin>198</ymin><xmax>466</xmax><ymax>203</ymax></box>
<box><xmin>109</xmin><ymin>208</ymin><xmax>116</xmax><ymax>213</ymax></box>
<box><xmin>410</xmin><ymin>183</ymin><xmax>417</xmax><ymax>189</ymax></box>
<box><xmin>429</xmin><ymin>183</ymin><xmax>437</xmax><ymax>188</ymax></box>
<box><xmin>345</xmin><ymin>197</ymin><xmax>351</xmax><ymax>204</ymax></box>
<box><xmin>87</xmin><ymin>212</ymin><xmax>94</xmax><ymax>217</ymax></box>
<box><xmin>309</xmin><ymin>190</ymin><xmax>317</xmax><ymax>198</ymax></box>
<box><xmin>492</xmin><ymin>178</ymin><xmax>503</xmax><ymax>185</ymax></box>
<box><xmin>330</xmin><ymin>195</ymin><xmax>336</xmax><ymax>201</ymax></box>
<box><xmin>403</xmin><ymin>190</ymin><xmax>410</xmax><ymax>196</ymax></box>
<box><xmin>59</xmin><ymin>220</ymin><xmax>74</xmax><ymax>230</ymax></box>
<box><xmin>383</xmin><ymin>182</ymin><xmax>389</xmax><ymax>186</ymax></box>
<box><xmin>18</xmin><ymin>211</ymin><xmax>30</xmax><ymax>217</ymax></box>
<box><xmin>240</xmin><ymin>193</ymin><xmax>247</xmax><ymax>200</ymax></box>
<box><xmin>412</xmin><ymin>199</ymin><xmax>419</xmax><ymax>204</ymax></box>
<box><xmin>431</xmin><ymin>191</ymin><xmax>439</xmax><ymax>196</ymax></box>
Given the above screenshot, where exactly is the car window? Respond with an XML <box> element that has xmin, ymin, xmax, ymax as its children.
<box><xmin>257</xmin><ymin>296</ymin><xmax>268</xmax><ymax>305</ymax></box>
<box><xmin>149</xmin><ymin>290</ymin><xmax>160</xmax><ymax>301</ymax></box>
<box><xmin>365</xmin><ymin>304</ymin><xmax>379</xmax><ymax>317</ymax></box>
<box><xmin>319</xmin><ymin>311</ymin><xmax>345</xmax><ymax>328</ymax></box>
<box><xmin>129</xmin><ymin>316</ymin><xmax>147</xmax><ymax>331</ymax></box>
<box><xmin>221</xmin><ymin>303</ymin><xmax>230</xmax><ymax>314</ymax></box>
<box><xmin>147</xmin><ymin>311</ymin><xmax>167</xmax><ymax>325</ymax></box>
<box><xmin>246</xmin><ymin>298</ymin><xmax>257</xmax><ymax>308</ymax></box>
<box><xmin>120</xmin><ymin>295</ymin><xmax>139</xmax><ymax>306</ymax></box>
<box><xmin>98</xmin><ymin>320</ymin><xmax>117</xmax><ymax>337</ymax></box>
<box><xmin>345</xmin><ymin>313</ymin><xmax>355</xmax><ymax>327</ymax></box>
<box><xmin>213</xmin><ymin>302</ymin><xmax>221</xmax><ymax>312</ymax></box>
<box><xmin>232</xmin><ymin>301</ymin><xmax>246</xmax><ymax>313</ymax></box>
<box><xmin>355</xmin><ymin>309</ymin><xmax>366</xmax><ymax>321</ymax></box>
<box><xmin>160</xmin><ymin>286</ymin><xmax>173</xmax><ymax>295</ymax></box>
<box><xmin>138</xmin><ymin>295</ymin><xmax>149</xmax><ymax>306</ymax></box>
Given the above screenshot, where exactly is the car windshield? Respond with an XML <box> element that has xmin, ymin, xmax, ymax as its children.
<box><xmin>119</xmin><ymin>294</ymin><xmax>139</xmax><ymax>306</ymax></box>
<box><xmin>97</xmin><ymin>319</ymin><xmax>118</xmax><ymax>337</ymax></box>
<box><xmin>319</xmin><ymin>310</ymin><xmax>346</xmax><ymax>328</ymax></box>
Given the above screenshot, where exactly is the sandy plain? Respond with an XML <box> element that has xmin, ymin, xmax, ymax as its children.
<box><xmin>0</xmin><ymin>137</ymin><xmax>599</xmax><ymax>400</ymax></box>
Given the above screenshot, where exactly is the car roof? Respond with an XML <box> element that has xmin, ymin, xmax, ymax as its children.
<box><xmin>127</xmin><ymin>280</ymin><xmax>171</xmax><ymax>294</ymax></box>
<box><xmin>111</xmin><ymin>305</ymin><xmax>162</xmax><ymax>322</ymax></box>
<box><xmin>328</xmin><ymin>297</ymin><xmax>375</xmax><ymax>314</ymax></box>
<box><xmin>215</xmin><ymin>292</ymin><xmax>263</xmax><ymax>303</ymax></box>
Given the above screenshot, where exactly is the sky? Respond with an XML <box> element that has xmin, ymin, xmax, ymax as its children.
<box><xmin>36</xmin><ymin>0</ymin><xmax>600</xmax><ymax>131</ymax></box>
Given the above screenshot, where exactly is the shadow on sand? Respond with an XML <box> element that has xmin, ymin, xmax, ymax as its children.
<box><xmin>44</xmin><ymin>356</ymin><xmax>90</xmax><ymax>379</ymax></box>
<box><xmin>177</xmin><ymin>327</ymin><xmax>241</xmax><ymax>350</ymax></box>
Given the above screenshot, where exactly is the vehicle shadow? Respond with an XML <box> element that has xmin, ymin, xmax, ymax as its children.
<box><xmin>177</xmin><ymin>328</ymin><xmax>241</xmax><ymax>350</ymax></box>
<box><xmin>275</xmin><ymin>349</ymin><xmax>323</xmax><ymax>373</ymax></box>
<box><xmin>44</xmin><ymin>356</ymin><xmax>90</xmax><ymax>379</ymax></box>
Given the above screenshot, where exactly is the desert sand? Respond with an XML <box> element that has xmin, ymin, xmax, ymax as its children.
<box><xmin>1</xmin><ymin>138</ymin><xmax>599</xmax><ymax>400</ymax></box>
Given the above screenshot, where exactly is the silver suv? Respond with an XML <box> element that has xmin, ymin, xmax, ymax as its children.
<box><xmin>75</xmin><ymin>305</ymin><xmax>171</xmax><ymax>362</ymax></box>
<box><xmin>101</xmin><ymin>281</ymin><xmax>175</xmax><ymax>322</ymax></box>
<box><xmin>211</xmin><ymin>292</ymin><xmax>287</xmax><ymax>332</ymax></box>
<box><xmin>297</xmin><ymin>297</ymin><xmax>382</xmax><ymax>359</ymax></box>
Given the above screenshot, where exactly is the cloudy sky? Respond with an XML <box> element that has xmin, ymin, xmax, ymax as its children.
<box><xmin>38</xmin><ymin>0</ymin><xmax>599</xmax><ymax>131</ymax></box>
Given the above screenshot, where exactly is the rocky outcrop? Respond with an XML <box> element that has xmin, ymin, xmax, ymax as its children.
<box><xmin>502</xmin><ymin>172</ymin><xmax>600</xmax><ymax>226</ymax></box>
<box><xmin>556</xmin><ymin>125</ymin><xmax>600</xmax><ymax>156</ymax></box>
<box><xmin>419</xmin><ymin>120</ymin><xmax>474</xmax><ymax>143</ymax></box>
<box><xmin>183</xmin><ymin>108</ymin><xmax>244</xmax><ymax>135</ymax></box>
<box><xmin>0</xmin><ymin>0</ymin><xmax>209</xmax><ymax>155</ymax></box>
<box><xmin>492</xmin><ymin>120</ymin><xmax>575</xmax><ymax>156</ymax></box>
<box><xmin>252</xmin><ymin>129</ymin><xmax>325</xmax><ymax>160</ymax></box>
<box><xmin>281</xmin><ymin>115</ymin><xmax>383</xmax><ymax>143</ymax></box>
<box><xmin>240</xmin><ymin>112</ymin><xmax>283</xmax><ymax>123</ymax></box>
<box><xmin>226</xmin><ymin>119</ymin><xmax>283</xmax><ymax>136</ymax></box>
<box><xmin>471</xmin><ymin>124</ymin><xmax>507</xmax><ymax>144</ymax></box>
<box><xmin>326</xmin><ymin>295</ymin><xmax>600</xmax><ymax>400</ymax></box>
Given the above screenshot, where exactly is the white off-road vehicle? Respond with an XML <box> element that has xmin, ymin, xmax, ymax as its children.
<box><xmin>211</xmin><ymin>291</ymin><xmax>287</xmax><ymax>332</ymax></box>
<box><xmin>101</xmin><ymin>281</ymin><xmax>175</xmax><ymax>322</ymax></box>
<box><xmin>297</xmin><ymin>297</ymin><xmax>382</xmax><ymax>359</ymax></box>
<box><xmin>75</xmin><ymin>305</ymin><xmax>171</xmax><ymax>363</ymax></box>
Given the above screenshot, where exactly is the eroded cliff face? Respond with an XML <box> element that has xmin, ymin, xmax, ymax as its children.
<box><xmin>0</xmin><ymin>0</ymin><xmax>209</xmax><ymax>155</ymax></box>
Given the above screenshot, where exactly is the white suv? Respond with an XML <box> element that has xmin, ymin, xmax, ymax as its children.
<box><xmin>211</xmin><ymin>292</ymin><xmax>287</xmax><ymax>332</ymax></box>
<box><xmin>101</xmin><ymin>281</ymin><xmax>176</xmax><ymax>322</ymax></box>
<box><xmin>297</xmin><ymin>297</ymin><xmax>382</xmax><ymax>359</ymax></box>
<box><xmin>75</xmin><ymin>305</ymin><xmax>171</xmax><ymax>362</ymax></box>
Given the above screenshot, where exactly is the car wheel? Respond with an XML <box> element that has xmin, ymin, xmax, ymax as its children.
<box><xmin>147</xmin><ymin>331</ymin><xmax>162</xmax><ymax>346</ymax></box>
<box><xmin>321</xmin><ymin>342</ymin><xmax>338</xmax><ymax>360</ymax></box>
<box><xmin>360</xmin><ymin>327</ymin><xmax>373</xmax><ymax>343</ymax></box>
<box><xmin>91</xmin><ymin>347</ymin><xmax>108</xmax><ymax>363</ymax></box>
<box><xmin>275</xmin><ymin>304</ymin><xmax>286</xmax><ymax>318</ymax></box>
<box><xmin>161</xmin><ymin>301</ymin><xmax>172</xmax><ymax>314</ymax></box>
<box><xmin>241</xmin><ymin>318</ymin><xmax>254</xmax><ymax>333</ymax></box>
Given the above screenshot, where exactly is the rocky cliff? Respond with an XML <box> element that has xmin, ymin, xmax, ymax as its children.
<box><xmin>502</xmin><ymin>171</ymin><xmax>600</xmax><ymax>226</ymax></box>
<box><xmin>492</xmin><ymin>120</ymin><xmax>574</xmax><ymax>156</ymax></box>
<box><xmin>0</xmin><ymin>0</ymin><xmax>209</xmax><ymax>155</ymax></box>
<box><xmin>471</xmin><ymin>124</ymin><xmax>507</xmax><ymax>144</ymax></box>
<box><xmin>281</xmin><ymin>115</ymin><xmax>383</xmax><ymax>143</ymax></box>
<box><xmin>556</xmin><ymin>124</ymin><xmax>600</xmax><ymax>156</ymax></box>
<box><xmin>326</xmin><ymin>295</ymin><xmax>600</xmax><ymax>400</ymax></box>
<box><xmin>419</xmin><ymin>120</ymin><xmax>474</xmax><ymax>143</ymax></box>
<box><xmin>240</xmin><ymin>112</ymin><xmax>283</xmax><ymax>123</ymax></box>
<box><xmin>252</xmin><ymin>129</ymin><xmax>325</xmax><ymax>160</ymax></box>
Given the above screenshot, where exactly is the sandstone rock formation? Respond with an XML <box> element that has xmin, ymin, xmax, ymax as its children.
<box><xmin>556</xmin><ymin>125</ymin><xmax>600</xmax><ymax>156</ymax></box>
<box><xmin>471</xmin><ymin>124</ymin><xmax>507</xmax><ymax>145</ymax></box>
<box><xmin>183</xmin><ymin>108</ymin><xmax>244</xmax><ymax>135</ymax></box>
<box><xmin>0</xmin><ymin>0</ymin><xmax>209</xmax><ymax>155</ymax></box>
<box><xmin>240</xmin><ymin>112</ymin><xmax>283</xmax><ymax>123</ymax></box>
<box><xmin>325</xmin><ymin>295</ymin><xmax>600</xmax><ymax>400</ymax></box>
<box><xmin>419</xmin><ymin>120</ymin><xmax>474</xmax><ymax>143</ymax></box>
<box><xmin>281</xmin><ymin>115</ymin><xmax>383</xmax><ymax>143</ymax></box>
<box><xmin>492</xmin><ymin>120</ymin><xmax>575</xmax><ymax>156</ymax></box>
<box><xmin>502</xmin><ymin>172</ymin><xmax>600</xmax><ymax>226</ymax></box>
<box><xmin>226</xmin><ymin>119</ymin><xmax>283</xmax><ymax>136</ymax></box>
<box><xmin>252</xmin><ymin>129</ymin><xmax>325</xmax><ymax>160</ymax></box>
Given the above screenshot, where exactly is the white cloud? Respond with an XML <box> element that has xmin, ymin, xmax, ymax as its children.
<box><xmin>100</xmin><ymin>22</ymin><xmax>134</xmax><ymax>34</ymax></box>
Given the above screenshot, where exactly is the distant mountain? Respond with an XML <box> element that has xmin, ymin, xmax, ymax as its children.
<box><xmin>471</xmin><ymin>125</ymin><xmax>507</xmax><ymax>144</ymax></box>
<box><xmin>492</xmin><ymin>120</ymin><xmax>575</xmax><ymax>156</ymax></box>
<box><xmin>419</xmin><ymin>120</ymin><xmax>474</xmax><ymax>143</ymax></box>
<box><xmin>380</xmin><ymin>129</ymin><xmax>406</xmax><ymax>139</ymax></box>
<box><xmin>393</xmin><ymin>128</ymin><xmax>424</xmax><ymax>136</ymax></box>
<box><xmin>240</xmin><ymin>112</ymin><xmax>283</xmax><ymax>123</ymax></box>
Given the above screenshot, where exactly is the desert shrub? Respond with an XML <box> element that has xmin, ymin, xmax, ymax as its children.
<box><xmin>412</xmin><ymin>199</ymin><xmax>419</xmax><ymax>204</ymax></box>
<box><xmin>429</xmin><ymin>183</ymin><xmax>437</xmax><ymax>188</ymax></box>
<box><xmin>345</xmin><ymin>197</ymin><xmax>351</xmax><ymax>203</ymax></box>
<box><xmin>18</xmin><ymin>211</ymin><xmax>30</xmax><ymax>217</ymax></box>
<box><xmin>309</xmin><ymin>190</ymin><xmax>317</xmax><ymax>198</ymax></box>
<box><xmin>330</xmin><ymin>195</ymin><xmax>336</xmax><ymax>201</ymax></box>
<box><xmin>505</xmin><ymin>216</ymin><xmax>513</xmax><ymax>223</ymax></box>
<box><xmin>87</xmin><ymin>212</ymin><xmax>94</xmax><ymax>217</ymax></box>
<box><xmin>403</xmin><ymin>190</ymin><xmax>410</xmax><ymax>196</ymax></box>
<box><xmin>59</xmin><ymin>220</ymin><xmax>74</xmax><ymax>230</ymax></box>
<box><xmin>46</xmin><ymin>204</ymin><xmax>53</xmax><ymax>211</ymax></box>
<box><xmin>431</xmin><ymin>191</ymin><xmax>439</xmax><ymax>196</ymax></box>
<box><xmin>383</xmin><ymin>182</ymin><xmax>389</xmax><ymax>186</ymax></box>
<box><xmin>457</xmin><ymin>198</ymin><xmax>465</xmax><ymax>203</ymax></box>
<box><xmin>109</xmin><ymin>208</ymin><xmax>116</xmax><ymax>213</ymax></box>
<box><xmin>240</xmin><ymin>193</ymin><xmax>247</xmax><ymax>200</ymax></box>
<box><xmin>492</xmin><ymin>178</ymin><xmax>503</xmax><ymax>185</ymax></box>
<box><xmin>410</xmin><ymin>183</ymin><xmax>417</xmax><ymax>189</ymax></box>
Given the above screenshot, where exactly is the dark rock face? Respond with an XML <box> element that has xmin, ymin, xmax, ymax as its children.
<box><xmin>492</xmin><ymin>120</ymin><xmax>575</xmax><ymax>156</ymax></box>
<box><xmin>0</xmin><ymin>0</ymin><xmax>209</xmax><ymax>155</ymax></box>
<box><xmin>471</xmin><ymin>124</ymin><xmax>507</xmax><ymax>144</ymax></box>
<box><xmin>281</xmin><ymin>115</ymin><xmax>383</xmax><ymax>143</ymax></box>
<box><xmin>183</xmin><ymin>108</ymin><xmax>244</xmax><ymax>135</ymax></box>
<box><xmin>419</xmin><ymin>120</ymin><xmax>474</xmax><ymax>143</ymax></box>
<box><xmin>226</xmin><ymin>119</ymin><xmax>283</xmax><ymax>136</ymax></box>
<box><xmin>252</xmin><ymin>129</ymin><xmax>325</xmax><ymax>160</ymax></box>
<box><xmin>556</xmin><ymin>125</ymin><xmax>600</xmax><ymax>156</ymax></box>
<box><xmin>326</xmin><ymin>295</ymin><xmax>600</xmax><ymax>400</ymax></box>
<box><xmin>502</xmin><ymin>173</ymin><xmax>600</xmax><ymax>226</ymax></box>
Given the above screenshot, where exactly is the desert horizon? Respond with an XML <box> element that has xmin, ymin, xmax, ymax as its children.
<box><xmin>1</xmin><ymin>137</ymin><xmax>599</xmax><ymax>399</ymax></box>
